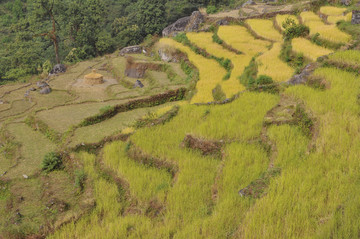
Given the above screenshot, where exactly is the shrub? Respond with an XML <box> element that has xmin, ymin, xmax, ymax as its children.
<box><xmin>74</xmin><ymin>170</ymin><xmax>86</xmax><ymax>192</ymax></box>
<box><xmin>41</xmin><ymin>152</ymin><xmax>62</xmax><ymax>173</ymax></box>
<box><xmin>239</xmin><ymin>57</ymin><xmax>258</xmax><ymax>87</ymax></box>
<box><xmin>206</xmin><ymin>5</ymin><xmax>218</xmax><ymax>14</ymax></box>
<box><xmin>99</xmin><ymin>105</ymin><xmax>113</xmax><ymax>114</ymax></box>
<box><xmin>212</xmin><ymin>33</ymin><xmax>223</xmax><ymax>44</ymax></box>
<box><xmin>42</xmin><ymin>60</ymin><xmax>53</xmax><ymax>75</ymax></box>
<box><xmin>283</xmin><ymin>18</ymin><xmax>309</xmax><ymax>40</ymax></box>
<box><xmin>212</xmin><ymin>84</ymin><xmax>226</xmax><ymax>101</ymax></box>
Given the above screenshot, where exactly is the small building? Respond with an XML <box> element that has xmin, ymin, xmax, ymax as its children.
<box><xmin>84</xmin><ymin>70</ymin><xmax>104</xmax><ymax>85</ymax></box>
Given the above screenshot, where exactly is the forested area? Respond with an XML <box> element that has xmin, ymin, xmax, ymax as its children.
<box><xmin>0</xmin><ymin>0</ymin><xmax>239</xmax><ymax>82</ymax></box>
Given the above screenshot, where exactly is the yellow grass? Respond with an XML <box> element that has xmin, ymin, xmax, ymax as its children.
<box><xmin>217</xmin><ymin>25</ymin><xmax>270</xmax><ymax>56</ymax></box>
<box><xmin>257</xmin><ymin>42</ymin><xmax>294</xmax><ymax>82</ymax></box>
<box><xmin>246</xmin><ymin>19</ymin><xmax>283</xmax><ymax>42</ymax></box>
<box><xmin>159</xmin><ymin>38</ymin><xmax>227</xmax><ymax>103</ymax></box>
<box><xmin>320</xmin><ymin>6</ymin><xmax>347</xmax><ymax>16</ymax></box>
<box><xmin>275</xmin><ymin>14</ymin><xmax>299</xmax><ymax>31</ymax></box>
<box><xmin>327</xmin><ymin>12</ymin><xmax>352</xmax><ymax>24</ymax></box>
<box><xmin>300</xmin><ymin>11</ymin><xmax>351</xmax><ymax>43</ymax></box>
<box><xmin>292</xmin><ymin>37</ymin><xmax>333</xmax><ymax>61</ymax></box>
<box><xmin>187</xmin><ymin>32</ymin><xmax>246</xmax><ymax>97</ymax></box>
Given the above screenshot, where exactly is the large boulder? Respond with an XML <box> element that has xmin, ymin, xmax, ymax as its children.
<box><xmin>162</xmin><ymin>11</ymin><xmax>204</xmax><ymax>37</ymax></box>
<box><xmin>352</xmin><ymin>10</ymin><xmax>360</xmax><ymax>24</ymax></box>
<box><xmin>119</xmin><ymin>45</ymin><xmax>143</xmax><ymax>56</ymax></box>
<box><xmin>49</xmin><ymin>64</ymin><xmax>66</xmax><ymax>75</ymax></box>
<box><xmin>242</xmin><ymin>0</ymin><xmax>256</xmax><ymax>7</ymax></box>
<box><xmin>158</xmin><ymin>48</ymin><xmax>179</xmax><ymax>63</ymax></box>
<box><xmin>341</xmin><ymin>0</ymin><xmax>352</xmax><ymax>6</ymax></box>
<box><xmin>39</xmin><ymin>86</ymin><xmax>52</xmax><ymax>94</ymax></box>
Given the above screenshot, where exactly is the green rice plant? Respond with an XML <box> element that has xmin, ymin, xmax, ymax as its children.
<box><xmin>103</xmin><ymin>141</ymin><xmax>172</xmax><ymax>204</ymax></box>
<box><xmin>192</xmin><ymin>142</ymin><xmax>270</xmax><ymax>238</ymax></box>
<box><xmin>327</xmin><ymin>50</ymin><xmax>360</xmax><ymax>69</ymax></box>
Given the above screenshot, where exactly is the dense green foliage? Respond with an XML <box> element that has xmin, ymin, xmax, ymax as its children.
<box><xmin>0</xmin><ymin>0</ymin><xmax>236</xmax><ymax>81</ymax></box>
<box><xmin>41</xmin><ymin>151</ymin><xmax>62</xmax><ymax>173</ymax></box>
<box><xmin>282</xmin><ymin>17</ymin><xmax>309</xmax><ymax>40</ymax></box>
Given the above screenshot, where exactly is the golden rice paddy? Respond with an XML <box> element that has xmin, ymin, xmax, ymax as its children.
<box><xmin>292</xmin><ymin>37</ymin><xmax>333</xmax><ymax>61</ymax></box>
<box><xmin>257</xmin><ymin>42</ymin><xmax>294</xmax><ymax>82</ymax></box>
<box><xmin>246</xmin><ymin>19</ymin><xmax>283</xmax><ymax>42</ymax></box>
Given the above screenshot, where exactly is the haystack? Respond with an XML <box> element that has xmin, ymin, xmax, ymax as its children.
<box><xmin>84</xmin><ymin>69</ymin><xmax>104</xmax><ymax>85</ymax></box>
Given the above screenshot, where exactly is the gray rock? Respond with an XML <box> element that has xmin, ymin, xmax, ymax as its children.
<box><xmin>29</xmin><ymin>87</ymin><xmax>37</xmax><ymax>91</ymax></box>
<box><xmin>242</xmin><ymin>0</ymin><xmax>256</xmax><ymax>7</ymax></box>
<box><xmin>352</xmin><ymin>10</ymin><xmax>360</xmax><ymax>24</ymax></box>
<box><xmin>39</xmin><ymin>86</ymin><xmax>52</xmax><ymax>94</ymax></box>
<box><xmin>341</xmin><ymin>0</ymin><xmax>352</xmax><ymax>6</ymax></box>
<box><xmin>23</xmin><ymin>174</ymin><xmax>28</xmax><ymax>179</ymax></box>
<box><xmin>37</xmin><ymin>81</ymin><xmax>49</xmax><ymax>88</ymax></box>
<box><xmin>216</xmin><ymin>19</ymin><xmax>229</xmax><ymax>26</ymax></box>
<box><xmin>49</xmin><ymin>64</ymin><xmax>66</xmax><ymax>75</ymax></box>
<box><xmin>158</xmin><ymin>49</ymin><xmax>179</xmax><ymax>63</ymax></box>
<box><xmin>287</xmin><ymin>63</ymin><xmax>317</xmax><ymax>85</ymax></box>
<box><xmin>162</xmin><ymin>11</ymin><xmax>204</xmax><ymax>37</ymax></box>
<box><xmin>134</xmin><ymin>80</ymin><xmax>144</xmax><ymax>88</ymax></box>
<box><xmin>119</xmin><ymin>45</ymin><xmax>143</xmax><ymax>56</ymax></box>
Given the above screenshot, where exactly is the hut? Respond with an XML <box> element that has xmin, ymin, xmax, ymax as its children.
<box><xmin>84</xmin><ymin>69</ymin><xmax>104</xmax><ymax>85</ymax></box>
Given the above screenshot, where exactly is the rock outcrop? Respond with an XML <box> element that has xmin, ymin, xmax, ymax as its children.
<box><xmin>162</xmin><ymin>11</ymin><xmax>204</xmax><ymax>37</ymax></box>
<box><xmin>119</xmin><ymin>45</ymin><xmax>143</xmax><ymax>56</ymax></box>
<box><xmin>49</xmin><ymin>64</ymin><xmax>66</xmax><ymax>75</ymax></box>
<box><xmin>341</xmin><ymin>0</ymin><xmax>351</xmax><ymax>6</ymax></box>
<box><xmin>352</xmin><ymin>10</ymin><xmax>360</xmax><ymax>24</ymax></box>
<box><xmin>287</xmin><ymin>63</ymin><xmax>317</xmax><ymax>85</ymax></box>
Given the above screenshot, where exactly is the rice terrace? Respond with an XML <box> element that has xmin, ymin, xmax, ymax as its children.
<box><xmin>0</xmin><ymin>0</ymin><xmax>360</xmax><ymax>238</ymax></box>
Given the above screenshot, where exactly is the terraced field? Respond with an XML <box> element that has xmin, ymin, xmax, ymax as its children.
<box><xmin>1</xmin><ymin>4</ymin><xmax>360</xmax><ymax>239</ymax></box>
<box><xmin>300</xmin><ymin>11</ymin><xmax>352</xmax><ymax>43</ymax></box>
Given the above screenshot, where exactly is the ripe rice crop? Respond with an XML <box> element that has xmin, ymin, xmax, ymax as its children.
<box><xmin>275</xmin><ymin>14</ymin><xmax>299</xmax><ymax>31</ymax></box>
<box><xmin>217</xmin><ymin>25</ymin><xmax>270</xmax><ymax>56</ymax></box>
<box><xmin>320</xmin><ymin>6</ymin><xmax>347</xmax><ymax>16</ymax></box>
<box><xmin>257</xmin><ymin>42</ymin><xmax>294</xmax><ymax>82</ymax></box>
<box><xmin>187</xmin><ymin>32</ymin><xmax>246</xmax><ymax>97</ymax></box>
<box><xmin>327</xmin><ymin>12</ymin><xmax>352</xmax><ymax>24</ymax></box>
<box><xmin>300</xmin><ymin>11</ymin><xmax>351</xmax><ymax>43</ymax></box>
<box><xmin>246</xmin><ymin>19</ymin><xmax>283</xmax><ymax>42</ymax></box>
<box><xmin>292</xmin><ymin>37</ymin><xmax>333</xmax><ymax>61</ymax></box>
<box><xmin>159</xmin><ymin>38</ymin><xmax>227</xmax><ymax>103</ymax></box>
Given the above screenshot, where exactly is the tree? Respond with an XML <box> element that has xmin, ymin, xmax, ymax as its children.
<box><xmin>135</xmin><ymin>0</ymin><xmax>167</xmax><ymax>37</ymax></box>
<box><xmin>30</xmin><ymin>0</ymin><xmax>64</xmax><ymax>64</ymax></box>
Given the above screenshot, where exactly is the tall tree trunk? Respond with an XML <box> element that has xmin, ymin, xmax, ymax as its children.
<box><xmin>50</xmin><ymin>12</ymin><xmax>60</xmax><ymax>64</ymax></box>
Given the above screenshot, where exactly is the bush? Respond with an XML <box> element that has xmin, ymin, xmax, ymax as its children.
<box><xmin>99</xmin><ymin>105</ymin><xmax>113</xmax><ymax>114</ymax></box>
<box><xmin>212</xmin><ymin>33</ymin><xmax>223</xmax><ymax>44</ymax></box>
<box><xmin>212</xmin><ymin>84</ymin><xmax>226</xmax><ymax>101</ymax></box>
<box><xmin>42</xmin><ymin>60</ymin><xmax>53</xmax><ymax>75</ymax></box>
<box><xmin>239</xmin><ymin>57</ymin><xmax>258</xmax><ymax>87</ymax></box>
<box><xmin>283</xmin><ymin>18</ymin><xmax>309</xmax><ymax>40</ymax></box>
<box><xmin>206</xmin><ymin>5</ymin><xmax>218</xmax><ymax>14</ymax></box>
<box><xmin>74</xmin><ymin>170</ymin><xmax>86</xmax><ymax>192</ymax></box>
<box><xmin>255</xmin><ymin>75</ymin><xmax>273</xmax><ymax>85</ymax></box>
<box><xmin>41</xmin><ymin>152</ymin><xmax>62</xmax><ymax>173</ymax></box>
